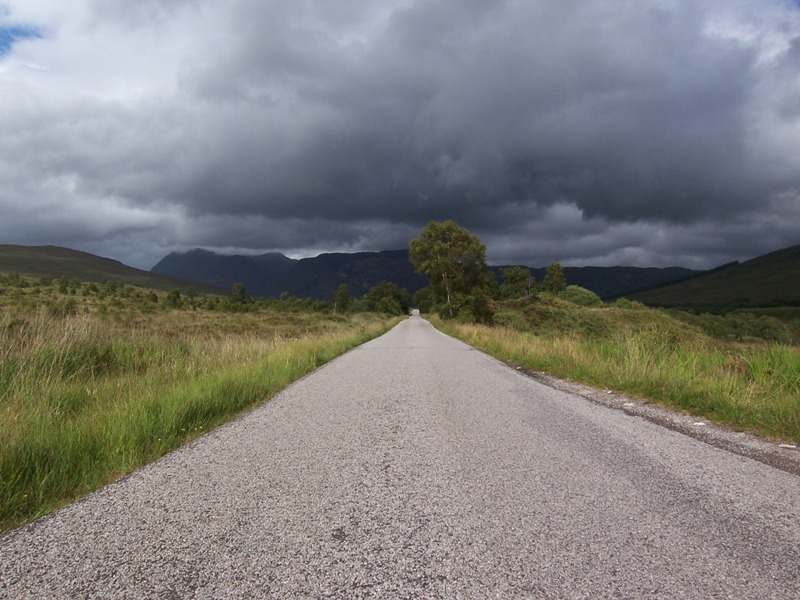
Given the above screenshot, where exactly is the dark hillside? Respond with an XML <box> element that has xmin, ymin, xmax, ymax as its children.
<box><xmin>629</xmin><ymin>244</ymin><xmax>800</xmax><ymax>308</ymax></box>
<box><xmin>152</xmin><ymin>249</ymin><xmax>295</xmax><ymax>291</ymax></box>
<box><xmin>152</xmin><ymin>249</ymin><xmax>427</xmax><ymax>299</ymax></box>
<box><xmin>0</xmin><ymin>245</ymin><xmax>219</xmax><ymax>292</ymax></box>
<box><xmin>155</xmin><ymin>247</ymin><xmax>698</xmax><ymax>300</ymax></box>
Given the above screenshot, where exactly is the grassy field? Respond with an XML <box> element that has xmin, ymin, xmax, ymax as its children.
<box><xmin>432</xmin><ymin>297</ymin><xmax>800</xmax><ymax>445</ymax></box>
<box><xmin>0</xmin><ymin>276</ymin><xmax>398</xmax><ymax>533</ymax></box>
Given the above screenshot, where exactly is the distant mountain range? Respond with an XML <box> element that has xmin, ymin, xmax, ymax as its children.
<box><xmin>4</xmin><ymin>243</ymin><xmax>796</xmax><ymax>309</ymax></box>
<box><xmin>151</xmin><ymin>248</ymin><xmax>699</xmax><ymax>301</ymax></box>
<box><xmin>151</xmin><ymin>249</ymin><xmax>429</xmax><ymax>299</ymax></box>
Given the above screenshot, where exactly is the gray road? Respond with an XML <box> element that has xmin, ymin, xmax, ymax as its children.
<box><xmin>1</xmin><ymin>316</ymin><xmax>799</xmax><ymax>599</ymax></box>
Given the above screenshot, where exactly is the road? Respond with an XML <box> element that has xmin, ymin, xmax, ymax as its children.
<box><xmin>1</xmin><ymin>316</ymin><xmax>799</xmax><ymax>598</ymax></box>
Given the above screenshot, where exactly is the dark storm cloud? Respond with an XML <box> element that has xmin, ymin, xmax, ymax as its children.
<box><xmin>1</xmin><ymin>0</ymin><xmax>799</xmax><ymax>269</ymax></box>
<box><xmin>172</xmin><ymin>0</ymin><xmax>788</xmax><ymax>224</ymax></box>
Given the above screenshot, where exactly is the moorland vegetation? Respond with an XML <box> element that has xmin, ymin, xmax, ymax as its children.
<box><xmin>0</xmin><ymin>274</ymin><xmax>400</xmax><ymax>532</ymax></box>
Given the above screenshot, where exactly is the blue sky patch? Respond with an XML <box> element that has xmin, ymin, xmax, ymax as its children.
<box><xmin>0</xmin><ymin>25</ymin><xmax>42</xmax><ymax>56</ymax></box>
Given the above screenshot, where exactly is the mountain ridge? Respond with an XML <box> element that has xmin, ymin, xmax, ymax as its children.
<box><xmin>11</xmin><ymin>242</ymin><xmax>793</xmax><ymax>308</ymax></box>
<box><xmin>152</xmin><ymin>248</ymin><xmax>699</xmax><ymax>300</ymax></box>
<box><xmin>152</xmin><ymin>249</ymin><xmax>429</xmax><ymax>298</ymax></box>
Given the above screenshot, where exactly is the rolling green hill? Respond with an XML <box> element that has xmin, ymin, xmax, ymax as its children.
<box><xmin>629</xmin><ymin>244</ymin><xmax>800</xmax><ymax>309</ymax></box>
<box><xmin>0</xmin><ymin>245</ymin><xmax>221</xmax><ymax>292</ymax></box>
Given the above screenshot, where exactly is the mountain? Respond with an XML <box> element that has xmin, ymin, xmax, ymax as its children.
<box><xmin>153</xmin><ymin>248</ymin><xmax>698</xmax><ymax>300</ymax></box>
<box><xmin>152</xmin><ymin>249</ymin><xmax>429</xmax><ymax>299</ymax></box>
<box><xmin>0</xmin><ymin>245</ymin><xmax>221</xmax><ymax>292</ymax></box>
<box><xmin>628</xmin><ymin>244</ymin><xmax>800</xmax><ymax>309</ymax></box>
<box><xmin>151</xmin><ymin>249</ymin><xmax>295</xmax><ymax>292</ymax></box>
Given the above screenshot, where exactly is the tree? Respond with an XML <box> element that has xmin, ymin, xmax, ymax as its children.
<box><xmin>409</xmin><ymin>220</ymin><xmax>491</xmax><ymax>317</ymax></box>
<box><xmin>231</xmin><ymin>282</ymin><xmax>247</xmax><ymax>304</ymax></box>
<box><xmin>499</xmin><ymin>266</ymin><xmax>537</xmax><ymax>300</ymax></box>
<box><xmin>365</xmin><ymin>281</ymin><xmax>410</xmax><ymax>315</ymax></box>
<box><xmin>412</xmin><ymin>286</ymin><xmax>434</xmax><ymax>313</ymax></box>
<box><xmin>543</xmin><ymin>263</ymin><xmax>567</xmax><ymax>293</ymax></box>
<box><xmin>333</xmin><ymin>283</ymin><xmax>351</xmax><ymax>314</ymax></box>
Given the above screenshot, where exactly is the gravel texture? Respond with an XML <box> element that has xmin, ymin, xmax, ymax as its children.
<box><xmin>1</xmin><ymin>316</ymin><xmax>799</xmax><ymax>598</ymax></box>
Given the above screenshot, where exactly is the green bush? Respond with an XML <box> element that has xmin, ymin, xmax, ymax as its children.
<box><xmin>561</xmin><ymin>285</ymin><xmax>603</xmax><ymax>307</ymax></box>
<box><xmin>614</xmin><ymin>297</ymin><xmax>645</xmax><ymax>310</ymax></box>
<box><xmin>444</xmin><ymin>291</ymin><xmax>495</xmax><ymax>324</ymax></box>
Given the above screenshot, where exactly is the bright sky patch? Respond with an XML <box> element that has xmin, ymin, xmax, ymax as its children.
<box><xmin>0</xmin><ymin>25</ymin><xmax>41</xmax><ymax>56</ymax></box>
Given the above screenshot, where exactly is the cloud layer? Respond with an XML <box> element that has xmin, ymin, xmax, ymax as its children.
<box><xmin>1</xmin><ymin>0</ymin><xmax>799</xmax><ymax>269</ymax></box>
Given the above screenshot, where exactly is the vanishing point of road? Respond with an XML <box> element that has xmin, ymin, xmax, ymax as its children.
<box><xmin>1</xmin><ymin>315</ymin><xmax>799</xmax><ymax>598</ymax></box>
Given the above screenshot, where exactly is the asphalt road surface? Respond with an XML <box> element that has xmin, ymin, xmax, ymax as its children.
<box><xmin>2</xmin><ymin>316</ymin><xmax>799</xmax><ymax>599</ymax></box>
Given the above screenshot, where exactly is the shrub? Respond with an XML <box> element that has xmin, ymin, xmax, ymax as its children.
<box><xmin>449</xmin><ymin>291</ymin><xmax>495</xmax><ymax>324</ymax></box>
<box><xmin>615</xmin><ymin>297</ymin><xmax>645</xmax><ymax>310</ymax></box>
<box><xmin>561</xmin><ymin>285</ymin><xmax>603</xmax><ymax>307</ymax></box>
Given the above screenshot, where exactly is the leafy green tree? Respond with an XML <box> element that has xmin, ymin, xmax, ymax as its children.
<box><xmin>409</xmin><ymin>220</ymin><xmax>491</xmax><ymax>318</ymax></box>
<box><xmin>456</xmin><ymin>289</ymin><xmax>495</xmax><ymax>324</ymax></box>
<box><xmin>543</xmin><ymin>262</ymin><xmax>567</xmax><ymax>293</ymax></box>
<box><xmin>333</xmin><ymin>283</ymin><xmax>352</xmax><ymax>314</ymax></box>
<box><xmin>231</xmin><ymin>282</ymin><xmax>247</xmax><ymax>304</ymax></box>
<box><xmin>365</xmin><ymin>281</ymin><xmax>410</xmax><ymax>315</ymax></box>
<box><xmin>412</xmin><ymin>286</ymin><xmax>434</xmax><ymax>313</ymax></box>
<box><xmin>499</xmin><ymin>266</ymin><xmax>537</xmax><ymax>300</ymax></box>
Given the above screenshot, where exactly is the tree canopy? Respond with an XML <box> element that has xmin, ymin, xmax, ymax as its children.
<box><xmin>333</xmin><ymin>283</ymin><xmax>351</xmax><ymax>314</ymax></box>
<box><xmin>365</xmin><ymin>281</ymin><xmax>410</xmax><ymax>315</ymax></box>
<box><xmin>499</xmin><ymin>266</ymin><xmax>537</xmax><ymax>300</ymax></box>
<box><xmin>409</xmin><ymin>220</ymin><xmax>493</xmax><ymax>321</ymax></box>
<box><xmin>409</xmin><ymin>220</ymin><xmax>489</xmax><ymax>304</ymax></box>
<box><xmin>543</xmin><ymin>263</ymin><xmax>567</xmax><ymax>293</ymax></box>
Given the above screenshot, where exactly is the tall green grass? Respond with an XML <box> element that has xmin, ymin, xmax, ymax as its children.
<box><xmin>433</xmin><ymin>305</ymin><xmax>800</xmax><ymax>444</ymax></box>
<box><xmin>1</xmin><ymin>310</ymin><xmax>398</xmax><ymax>533</ymax></box>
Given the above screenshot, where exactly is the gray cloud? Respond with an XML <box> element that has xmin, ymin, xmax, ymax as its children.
<box><xmin>0</xmin><ymin>0</ymin><xmax>799</xmax><ymax>270</ymax></box>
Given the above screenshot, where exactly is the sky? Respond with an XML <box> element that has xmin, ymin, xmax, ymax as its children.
<box><xmin>1</xmin><ymin>1</ymin><xmax>799</xmax><ymax>270</ymax></box>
